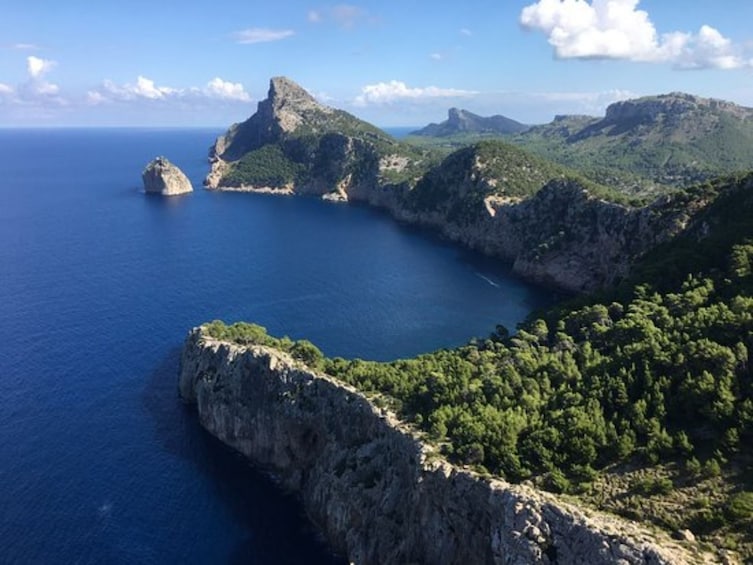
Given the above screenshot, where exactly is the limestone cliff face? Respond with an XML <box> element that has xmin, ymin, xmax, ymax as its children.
<box><xmin>390</xmin><ymin>179</ymin><xmax>696</xmax><ymax>293</ymax></box>
<box><xmin>204</xmin><ymin>76</ymin><xmax>397</xmax><ymax>194</ymax></box>
<box><xmin>179</xmin><ymin>328</ymin><xmax>703</xmax><ymax>565</ymax></box>
<box><xmin>142</xmin><ymin>156</ymin><xmax>193</xmax><ymax>196</ymax></box>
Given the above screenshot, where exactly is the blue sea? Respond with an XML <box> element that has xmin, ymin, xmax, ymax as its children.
<box><xmin>0</xmin><ymin>128</ymin><xmax>554</xmax><ymax>564</ymax></box>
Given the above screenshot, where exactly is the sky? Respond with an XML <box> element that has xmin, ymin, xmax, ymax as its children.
<box><xmin>2</xmin><ymin>0</ymin><xmax>753</xmax><ymax>127</ymax></box>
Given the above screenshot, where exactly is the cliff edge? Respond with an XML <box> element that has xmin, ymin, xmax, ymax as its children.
<box><xmin>179</xmin><ymin>327</ymin><xmax>709</xmax><ymax>565</ymax></box>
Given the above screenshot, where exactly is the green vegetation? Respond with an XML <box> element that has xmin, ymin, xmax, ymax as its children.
<box><xmin>405</xmin><ymin>94</ymin><xmax>753</xmax><ymax>197</ymax></box>
<box><xmin>203</xmin><ymin>320</ymin><xmax>325</xmax><ymax>369</ymax></box>
<box><xmin>208</xmin><ymin>81</ymin><xmax>753</xmax><ymax>555</ymax></box>
<box><xmin>222</xmin><ymin>145</ymin><xmax>304</xmax><ymax>187</ymax></box>
<box><xmin>204</xmin><ymin>172</ymin><xmax>753</xmax><ymax>556</ymax></box>
<box><xmin>406</xmin><ymin>140</ymin><xmax>637</xmax><ymax>223</ymax></box>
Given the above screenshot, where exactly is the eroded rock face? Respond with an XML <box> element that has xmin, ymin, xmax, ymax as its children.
<box><xmin>179</xmin><ymin>328</ymin><xmax>705</xmax><ymax>565</ymax></box>
<box><xmin>142</xmin><ymin>156</ymin><xmax>193</xmax><ymax>195</ymax></box>
<box><xmin>386</xmin><ymin>178</ymin><xmax>698</xmax><ymax>293</ymax></box>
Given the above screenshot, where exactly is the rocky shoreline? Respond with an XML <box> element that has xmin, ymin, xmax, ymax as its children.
<box><xmin>205</xmin><ymin>165</ymin><xmax>697</xmax><ymax>293</ymax></box>
<box><xmin>179</xmin><ymin>327</ymin><xmax>709</xmax><ymax>564</ymax></box>
<box><xmin>201</xmin><ymin>78</ymin><xmax>709</xmax><ymax>294</ymax></box>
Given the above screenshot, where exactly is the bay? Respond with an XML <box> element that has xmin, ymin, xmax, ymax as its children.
<box><xmin>0</xmin><ymin>128</ymin><xmax>554</xmax><ymax>563</ymax></box>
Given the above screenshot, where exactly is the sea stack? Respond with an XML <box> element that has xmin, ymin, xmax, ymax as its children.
<box><xmin>142</xmin><ymin>156</ymin><xmax>193</xmax><ymax>196</ymax></box>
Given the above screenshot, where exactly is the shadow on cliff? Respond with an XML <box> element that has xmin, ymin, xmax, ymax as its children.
<box><xmin>141</xmin><ymin>347</ymin><xmax>345</xmax><ymax>565</ymax></box>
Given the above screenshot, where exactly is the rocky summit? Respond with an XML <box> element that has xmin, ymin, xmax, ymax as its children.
<box><xmin>142</xmin><ymin>156</ymin><xmax>193</xmax><ymax>196</ymax></box>
<box><xmin>411</xmin><ymin>107</ymin><xmax>529</xmax><ymax>137</ymax></box>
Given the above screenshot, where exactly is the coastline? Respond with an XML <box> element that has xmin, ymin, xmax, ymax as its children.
<box><xmin>179</xmin><ymin>326</ymin><xmax>710</xmax><ymax>565</ymax></box>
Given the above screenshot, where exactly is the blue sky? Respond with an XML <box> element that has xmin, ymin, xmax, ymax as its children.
<box><xmin>2</xmin><ymin>0</ymin><xmax>753</xmax><ymax>127</ymax></box>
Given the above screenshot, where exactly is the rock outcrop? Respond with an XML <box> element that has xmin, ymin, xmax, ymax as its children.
<box><xmin>411</xmin><ymin>108</ymin><xmax>529</xmax><ymax>137</ymax></box>
<box><xmin>392</xmin><ymin>178</ymin><xmax>701</xmax><ymax>293</ymax></box>
<box><xmin>179</xmin><ymin>327</ymin><xmax>708</xmax><ymax>565</ymax></box>
<box><xmin>142</xmin><ymin>156</ymin><xmax>193</xmax><ymax>196</ymax></box>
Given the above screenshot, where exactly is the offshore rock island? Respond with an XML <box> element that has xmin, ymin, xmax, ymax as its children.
<box><xmin>185</xmin><ymin>76</ymin><xmax>753</xmax><ymax>563</ymax></box>
<box><xmin>142</xmin><ymin>156</ymin><xmax>193</xmax><ymax>196</ymax></box>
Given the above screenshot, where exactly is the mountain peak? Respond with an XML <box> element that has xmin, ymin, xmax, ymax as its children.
<box><xmin>268</xmin><ymin>76</ymin><xmax>320</xmax><ymax>108</ymax></box>
<box><xmin>412</xmin><ymin>108</ymin><xmax>528</xmax><ymax>137</ymax></box>
<box><xmin>261</xmin><ymin>76</ymin><xmax>332</xmax><ymax>134</ymax></box>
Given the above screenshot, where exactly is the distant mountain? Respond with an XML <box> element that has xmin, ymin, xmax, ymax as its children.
<box><xmin>511</xmin><ymin>92</ymin><xmax>753</xmax><ymax>191</ymax></box>
<box><xmin>411</xmin><ymin>108</ymin><xmax>529</xmax><ymax>137</ymax></box>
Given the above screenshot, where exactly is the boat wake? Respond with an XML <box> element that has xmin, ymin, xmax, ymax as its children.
<box><xmin>475</xmin><ymin>273</ymin><xmax>500</xmax><ymax>288</ymax></box>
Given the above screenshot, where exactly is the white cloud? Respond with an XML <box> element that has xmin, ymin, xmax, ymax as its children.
<box><xmin>203</xmin><ymin>77</ymin><xmax>252</xmax><ymax>101</ymax></box>
<box><xmin>27</xmin><ymin>56</ymin><xmax>55</xmax><ymax>78</ymax></box>
<box><xmin>430</xmin><ymin>53</ymin><xmax>443</xmax><ymax>61</ymax></box>
<box><xmin>234</xmin><ymin>27</ymin><xmax>295</xmax><ymax>44</ymax></box>
<box><xmin>520</xmin><ymin>0</ymin><xmax>750</xmax><ymax>69</ymax></box>
<box><xmin>133</xmin><ymin>76</ymin><xmax>176</xmax><ymax>99</ymax></box>
<box><xmin>331</xmin><ymin>4</ymin><xmax>363</xmax><ymax>28</ymax></box>
<box><xmin>353</xmin><ymin>80</ymin><xmax>478</xmax><ymax>106</ymax></box>
<box><xmin>308</xmin><ymin>4</ymin><xmax>372</xmax><ymax>29</ymax></box>
<box><xmin>92</xmin><ymin>76</ymin><xmax>176</xmax><ymax>101</ymax></box>
<box><xmin>8</xmin><ymin>43</ymin><xmax>39</xmax><ymax>50</ymax></box>
<box><xmin>87</xmin><ymin>76</ymin><xmax>251</xmax><ymax>104</ymax></box>
<box><xmin>5</xmin><ymin>56</ymin><xmax>64</xmax><ymax>104</ymax></box>
<box><xmin>30</xmin><ymin>81</ymin><xmax>59</xmax><ymax>96</ymax></box>
<box><xmin>460</xmin><ymin>28</ymin><xmax>472</xmax><ymax>37</ymax></box>
<box><xmin>531</xmin><ymin>88</ymin><xmax>637</xmax><ymax>110</ymax></box>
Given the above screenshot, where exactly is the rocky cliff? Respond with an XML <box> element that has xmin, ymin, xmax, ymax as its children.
<box><xmin>396</xmin><ymin>177</ymin><xmax>702</xmax><ymax>293</ymax></box>
<box><xmin>179</xmin><ymin>327</ymin><xmax>706</xmax><ymax>565</ymax></box>
<box><xmin>204</xmin><ymin>76</ymin><xmax>426</xmax><ymax>195</ymax></box>
<box><xmin>203</xmin><ymin>78</ymin><xmax>728</xmax><ymax>293</ymax></box>
<box><xmin>142</xmin><ymin>156</ymin><xmax>193</xmax><ymax>196</ymax></box>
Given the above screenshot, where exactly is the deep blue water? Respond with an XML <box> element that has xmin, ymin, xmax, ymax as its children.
<box><xmin>0</xmin><ymin>128</ymin><xmax>555</xmax><ymax>564</ymax></box>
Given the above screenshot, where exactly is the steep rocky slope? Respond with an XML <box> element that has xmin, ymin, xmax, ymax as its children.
<box><xmin>204</xmin><ymin>79</ymin><xmax>731</xmax><ymax>293</ymax></box>
<box><xmin>205</xmin><ymin>76</ymin><xmax>434</xmax><ymax>197</ymax></box>
<box><xmin>180</xmin><ymin>327</ymin><xmax>708</xmax><ymax>565</ymax></box>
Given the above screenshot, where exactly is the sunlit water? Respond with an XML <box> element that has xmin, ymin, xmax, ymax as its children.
<box><xmin>0</xmin><ymin>128</ymin><xmax>555</xmax><ymax>563</ymax></box>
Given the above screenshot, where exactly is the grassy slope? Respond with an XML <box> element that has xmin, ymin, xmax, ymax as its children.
<box><xmin>405</xmin><ymin>98</ymin><xmax>753</xmax><ymax>198</ymax></box>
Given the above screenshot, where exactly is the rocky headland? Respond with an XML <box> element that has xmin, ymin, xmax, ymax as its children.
<box><xmin>203</xmin><ymin>77</ymin><xmax>720</xmax><ymax>293</ymax></box>
<box><xmin>179</xmin><ymin>326</ymin><xmax>710</xmax><ymax>565</ymax></box>
<box><xmin>142</xmin><ymin>156</ymin><xmax>193</xmax><ymax>196</ymax></box>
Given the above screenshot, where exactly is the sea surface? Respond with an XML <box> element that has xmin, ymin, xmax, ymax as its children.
<box><xmin>0</xmin><ymin>128</ymin><xmax>555</xmax><ymax>564</ymax></box>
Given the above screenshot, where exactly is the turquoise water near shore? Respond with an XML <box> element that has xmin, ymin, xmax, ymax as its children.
<box><xmin>0</xmin><ymin>128</ymin><xmax>554</xmax><ymax>563</ymax></box>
